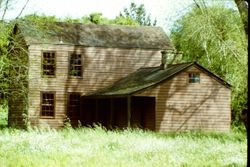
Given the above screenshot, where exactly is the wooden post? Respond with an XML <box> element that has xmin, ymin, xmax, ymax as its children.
<box><xmin>95</xmin><ymin>99</ymin><xmax>98</xmax><ymax>123</ymax></box>
<box><xmin>127</xmin><ymin>96</ymin><xmax>131</xmax><ymax>128</ymax></box>
<box><xmin>110</xmin><ymin>98</ymin><xmax>114</xmax><ymax>128</ymax></box>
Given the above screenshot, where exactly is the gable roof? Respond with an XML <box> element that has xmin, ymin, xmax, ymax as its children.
<box><xmin>87</xmin><ymin>62</ymin><xmax>230</xmax><ymax>97</ymax></box>
<box><xmin>14</xmin><ymin>21</ymin><xmax>173</xmax><ymax>50</ymax></box>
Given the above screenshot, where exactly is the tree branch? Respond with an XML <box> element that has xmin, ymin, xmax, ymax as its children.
<box><xmin>1</xmin><ymin>0</ymin><xmax>9</xmax><ymax>21</ymax></box>
<box><xmin>15</xmin><ymin>0</ymin><xmax>29</xmax><ymax>19</ymax></box>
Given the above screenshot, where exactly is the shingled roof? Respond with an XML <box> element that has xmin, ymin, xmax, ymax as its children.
<box><xmin>14</xmin><ymin>21</ymin><xmax>173</xmax><ymax>49</ymax></box>
<box><xmin>87</xmin><ymin>62</ymin><xmax>230</xmax><ymax>97</ymax></box>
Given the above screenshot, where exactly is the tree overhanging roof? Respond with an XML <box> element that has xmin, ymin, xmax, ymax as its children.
<box><xmin>14</xmin><ymin>21</ymin><xmax>174</xmax><ymax>49</ymax></box>
<box><xmin>86</xmin><ymin>62</ymin><xmax>231</xmax><ymax>97</ymax></box>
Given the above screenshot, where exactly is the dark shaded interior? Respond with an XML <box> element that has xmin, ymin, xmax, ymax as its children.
<box><xmin>80</xmin><ymin>96</ymin><xmax>155</xmax><ymax>130</ymax></box>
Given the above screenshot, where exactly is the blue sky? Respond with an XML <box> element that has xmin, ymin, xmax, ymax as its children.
<box><xmin>2</xmin><ymin>0</ymin><xmax>236</xmax><ymax>34</ymax></box>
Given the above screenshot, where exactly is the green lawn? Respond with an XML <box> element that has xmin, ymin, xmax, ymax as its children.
<box><xmin>0</xmin><ymin>109</ymin><xmax>247</xmax><ymax>167</ymax></box>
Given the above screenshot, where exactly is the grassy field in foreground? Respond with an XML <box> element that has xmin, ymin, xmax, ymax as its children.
<box><xmin>0</xmin><ymin>126</ymin><xmax>247</xmax><ymax>167</ymax></box>
<box><xmin>0</xmin><ymin>108</ymin><xmax>247</xmax><ymax>167</ymax></box>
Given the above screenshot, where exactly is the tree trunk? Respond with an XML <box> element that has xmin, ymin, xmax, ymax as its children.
<box><xmin>234</xmin><ymin>0</ymin><xmax>248</xmax><ymax>37</ymax></box>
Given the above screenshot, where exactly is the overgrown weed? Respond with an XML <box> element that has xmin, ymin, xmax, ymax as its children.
<box><xmin>0</xmin><ymin>124</ymin><xmax>247</xmax><ymax>166</ymax></box>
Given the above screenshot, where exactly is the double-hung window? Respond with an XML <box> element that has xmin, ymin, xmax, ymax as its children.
<box><xmin>41</xmin><ymin>92</ymin><xmax>55</xmax><ymax>118</ymax></box>
<box><xmin>42</xmin><ymin>51</ymin><xmax>56</xmax><ymax>76</ymax></box>
<box><xmin>69</xmin><ymin>53</ymin><xmax>82</xmax><ymax>77</ymax></box>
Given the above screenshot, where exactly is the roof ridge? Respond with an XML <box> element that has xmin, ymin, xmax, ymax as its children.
<box><xmin>18</xmin><ymin>20</ymin><xmax>163</xmax><ymax>30</ymax></box>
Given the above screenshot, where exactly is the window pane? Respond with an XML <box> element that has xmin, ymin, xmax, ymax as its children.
<box><xmin>189</xmin><ymin>73</ymin><xmax>200</xmax><ymax>83</ymax></box>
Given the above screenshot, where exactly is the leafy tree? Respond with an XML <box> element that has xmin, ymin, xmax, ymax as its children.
<box><xmin>119</xmin><ymin>2</ymin><xmax>156</xmax><ymax>26</ymax></box>
<box><xmin>80</xmin><ymin>12</ymin><xmax>139</xmax><ymax>25</ymax></box>
<box><xmin>88</xmin><ymin>13</ymin><xmax>110</xmax><ymax>24</ymax></box>
<box><xmin>21</xmin><ymin>14</ymin><xmax>60</xmax><ymax>23</ymax></box>
<box><xmin>0</xmin><ymin>0</ymin><xmax>29</xmax><ymax>109</ymax></box>
<box><xmin>21</xmin><ymin>12</ymin><xmax>140</xmax><ymax>26</ymax></box>
<box><xmin>112</xmin><ymin>16</ymin><xmax>139</xmax><ymax>25</ymax></box>
<box><xmin>170</xmin><ymin>3</ymin><xmax>247</xmax><ymax>126</ymax></box>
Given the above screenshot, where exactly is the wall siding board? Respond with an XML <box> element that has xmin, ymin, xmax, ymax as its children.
<box><xmin>135</xmin><ymin>66</ymin><xmax>231</xmax><ymax>132</ymax></box>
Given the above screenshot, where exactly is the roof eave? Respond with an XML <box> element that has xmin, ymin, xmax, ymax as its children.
<box><xmin>193</xmin><ymin>62</ymin><xmax>231</xmax><ymax>89</ymax></box>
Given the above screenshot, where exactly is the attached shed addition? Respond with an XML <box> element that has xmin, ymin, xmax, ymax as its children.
<box><xmin>83</xmin><ymin>62</ymin><xmax>231</xmax><ymax>131</ymax></box>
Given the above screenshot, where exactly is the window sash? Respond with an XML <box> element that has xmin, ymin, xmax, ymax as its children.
<box><xmin>69</xmin><ymin>53</ymin><xmax>82</xmax><ymax>77</ymax></box>
<box><xmin>42</xmin><ymin>52</ymin><xmax>56</xmax><ymax>76</ymax></box>
<box><xmin>41</xmin><ymin>92</ymin><xmax>55</xmax><ymax>117</ymax></box>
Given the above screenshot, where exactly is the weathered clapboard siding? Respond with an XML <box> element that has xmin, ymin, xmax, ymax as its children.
<box><xmin>135</xmin><ymin>65</ymin><xmax>231</xmax><ymax>132</ymax></box>
<box><xmin>28</xmin><ymin>44</ymin><xmax>162</xmax><ymax>128</ymax></box>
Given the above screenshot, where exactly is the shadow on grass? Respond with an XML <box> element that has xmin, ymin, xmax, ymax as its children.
<box><xmin>0</xmin><ymin>124</ymin><xmax>8</xmax><ymax>129</ymax></box>
<box><xmin>152</xmin><ymin>128</ymin><xmax>247</xmax><ymax>143</ymax></box>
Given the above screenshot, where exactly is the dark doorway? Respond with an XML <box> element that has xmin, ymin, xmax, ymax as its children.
<box><xmin>131</xmin><ymin>97</ymin><xmax>155</xmax><ymax>130</ymax></box>
<box><xmin>80</xmin><ymin>96</ymin><xmax>155</xmax><ymax>130</ymax></box>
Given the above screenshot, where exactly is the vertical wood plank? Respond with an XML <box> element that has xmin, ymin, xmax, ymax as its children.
<box><xmin>110</xmin><ymin>98</ymin><xmax>114</xmax><ymax>128</ymax></box>
<box><xmin>127</xmin><ymin>96</ymin><xmax>131</xmax><ymax>127</ymax></box>
<box><xmin>95</xmin><ymin>99</ymin><xmax>98</xmax><ymax>123</ymax></box>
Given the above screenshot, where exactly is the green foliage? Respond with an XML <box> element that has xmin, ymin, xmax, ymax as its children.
<box><xmin>170</xmin><ymin>4</ymin><xmax>248</xmax><ymax>125</ymax></box>
<box><xmin>0</xmin><ymin>22</ymin><xmax>13</xmax><ymax>99</ymax></box>
<box><xmin>0</xmin><ymin>127</ymin><xmax>247</xmax><ymax>166</ymax></box>
<box><xmin>0</xmin><ymin>20</ymin><xmax>29</xmax><ymax>128</ymax></box>
<box><xmin>13</xmin><ymin>2</ymin><xmax>156</xmax><ymax>26</ymax></box>
<box><xmin>21</xmin><ymin>14</ymin><xmax>60</xmax><ymax>23</ymax></box>
<box><xmin>0</xmin><ymin>22</ymin><xmax>8</xmax><ymax>105</ymax></box>
<box><xmin>112</xmin><ymin>16</ymin><xmax>139</xmax><ymax>26</ymax></box>
<box><xmin>88</xmin><ymin>13</ymin><xmax>110</xmax><ymax>24</ymax></box>
<box><xmin>0</xmin><ymin>104</ymin><xmax>8</xmax><ymax>128</ymax></box>
<box><xmin>21</xmin><ymin>13</ymin><xmax>140</xmax><ymax>26</ymax></box>
<box><xmin>120</xmin><ymin>2</ymin><xmax>157</xmax><ymax>26</ymax></box>
<box><xmin>68</xmin><ymin>13</ymin><xmax>113</xmax><ymax>25</ymax></box>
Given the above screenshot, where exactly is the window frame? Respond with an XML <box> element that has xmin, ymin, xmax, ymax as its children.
<box><xmin>68</xmin><ymin>52</ymin><xmax>82</xmax><ymax>78</ymax></box>
<box><xmin>40</xmin><ymin>92</ymin><xmax>56</xmax><ymax>119</ymax></box>
<box><xmin>41</xmin><ymin>51</ymin><xmax>56</xmax><ymax>78</ymax></box>
<box><xmin>67</xmin><ymin>92</ymin><xmax>81</xmax><ymax>119</ymax></box>
<box><xmin>188</xmin><ymin>73</ymin><xmax>200</xmax><ymax>83</ymax></box>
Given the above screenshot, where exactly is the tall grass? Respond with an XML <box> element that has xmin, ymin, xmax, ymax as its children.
<box><xmin>0</xmin><ymin>125</ymin><xmax>247</xmax><ymax>167</ymax></box>
<box><xmin>0</xmin><ymin>105</ymin><xmax>7</xmax><ymax>128</ymax></box>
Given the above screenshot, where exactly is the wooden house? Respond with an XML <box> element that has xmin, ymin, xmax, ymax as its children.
<box><xmin>9</xmin><ymin>21</ymin><xmax>231</xmax><ymax>131</ymax></box>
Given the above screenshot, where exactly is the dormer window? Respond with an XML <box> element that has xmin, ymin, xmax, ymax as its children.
<box><xmin>42</xmin><ymin>51</ymin><xmax>56</xmax><ymax>76</ymax></box>
<box><xmin>189</xmin><ymin>73</ymin><xmax>200</xmax><ymax>83</ymax></box>
<box><xmin>69</xmin><ymin>53</ymin><xmax>82</xmax><ymax>77</ymax></box>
